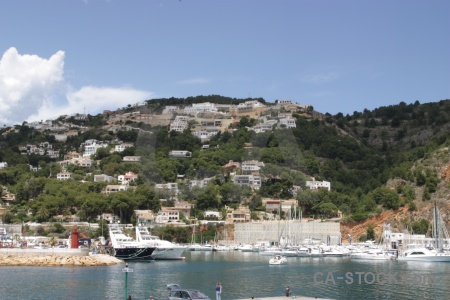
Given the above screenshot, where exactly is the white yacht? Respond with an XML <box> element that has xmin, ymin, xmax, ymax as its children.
<box><xmin>321</xmin><ymin>246</ymin><xmax>345</xmax><ymax>257</ymax></box>
<box><xmin>108</xmin><ymin>226</ymin><xmax>155</xmax><ymax>260</ymax></box>
<box><xmin>135</xmin><ymin>225</ymin><xmax>185</xmax><ymax>260</ymax></box>
<box><xmin>397</xmin><ymin>247</ymin><xmax>450</xmax><ymax>262</ymax></box>
<box><xmin>350</xmin><ymin>248</ymin><xmax>396</xmax><ymax>260</ymax></box>
<box><xmin>239</xmin><ymin>244</ymin><xmax>254</xmax><ymax>252</ymax></box>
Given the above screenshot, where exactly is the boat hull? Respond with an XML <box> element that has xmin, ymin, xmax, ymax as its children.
<box><xmin>152</xmin><ymin>247</ymin><xmax>186</xmax><ymax>260</ymax></box>
<box><xmin>113</xmin><ymin>247</ymin><xmax>155</xmax><ymax>260</ymax></box>
<box><xmin>398</xmin><ymin>255</ymin><xmax>450</xmax><ymax>262</ymax></box>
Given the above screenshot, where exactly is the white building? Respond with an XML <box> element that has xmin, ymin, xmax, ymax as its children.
<box><xmin>169</xmin><ymin>150</ymin><xmax>192</xmax><ymax>158</ymax></box>
<box><xmin>234</xmin><ymin>220</ymin><xmax>341</xmax><ymax>245</ymax></box>
<box><xmin>56</xmin><ymin>172</ymin><xmax>73</xmax><ymax>180</ymax></box>
<box><xmin>156</xmin><ymin>209</ymin><xmax>180</xmax><ymax>223</ymax></box>
<box><xmin>184</xmin><ymin>102</ymin><xmax>218</xmax><ymax>114</ymax></box>
<box><xmin>306</xmin><ymin>179</ymin><xmax>331</xmax><ymax>191</ymax></box>
<box><xmin>189</xmin><ymin>177</ymin><xmax>214</xmax><ymax>189</ymax></box>
<box><xmin>155</xmin><ymin>183</ymin><xmax>179</xmax><ymax>200</ymax></box>
<box><xmin>170</xmin><ymin>120</ymin><xmax>189</xmax><ymax>132</ymax></box>
<box><xmin>192</xmin><ymin>129</ymin><xmax>219</xmax><ymax>141</ymax></box>
<box><xmin>118</xmin><ymin>171</ymin><xmax>138</xmax><ymax>185</ymax></box>
<box><xmin>250</xmin><ymin>119</ymin><xmax>277</xmax><ymax>133</ymax></box>
<box><xmin>122</xmin><ymin>156</ymin><xmax>141</xmax><ymax>162</ymax></box>
<box><xmin>205</xmin><ymin>210</ymin><xmax>221</xmax><ymax>219</ymax></box>
<box><xmin>99</xmin><ymin>213</ymin><xmax>120</xmax><ymax>223</ymax></box>
<box><xmin>134</xmin><ymin>209</ymin><xmax>155</xmax><ymax>225</ymax></box>
<box><xmin>241</xmin><ymin>160</ymin><xmax>265</xmax><ymax>172</ymax></box>
<box><xmin>233</xmin><ymin>175</ymin><xmax>262</xmax><ymax>190</ymax></box>
<box><xmin>0</xmin><ymin>162</ymin><xmax>8</xmax><ymax>169</ymax></box>
<box><xmin>114</xmin><ymin>143</ymin><xmax>133</xmax><ymax>153</ymax></box>
<box><xmin>237</xmin><ymin>100</ymin><xmax>265</xmax><ymax>110</ymax></box>
<box><xmin>162</xmin><ymin>106</ymin><xmax>179</xmax><ymax>114</ymax></box>
<box><xmin>104</xmin><ymin>185</ymin><xmax>130</xmax><ymax>194</ymax></box>
<box><xmin>276</xmin><ymin>99</ymin><xmax>293</xmax><ymax>105</ymax></box>
<box><xmin>83</xmin><ymin>141</ymin><xmax>107</xmax><ymax>157</ymax></box>
<box><xmin>278</xmin><ymin>117</ymin><xmax>297</xmax><ymax>129</ymax></box>
<box><xmin>94</xmin><ymin>174</ymin><xmax>116</xmax><ymax>183</ymax></box>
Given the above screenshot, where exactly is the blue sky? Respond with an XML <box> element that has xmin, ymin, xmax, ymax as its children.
<box><xmin>1</xmin><ymin>0</ymin><xmax>449</xmax><ymax>125</ymax></box>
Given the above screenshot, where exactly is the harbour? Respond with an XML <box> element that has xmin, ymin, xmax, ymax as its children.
<box><xmin>1</xmin><ymin>250</ymin><xmax>450</xmax><ymax>300</ymax></box>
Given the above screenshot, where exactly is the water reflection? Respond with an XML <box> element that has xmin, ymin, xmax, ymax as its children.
<box><xmin>0</xmin><ymin>251</ymin><xmax>450</xmax><ymax>300</ymax></box>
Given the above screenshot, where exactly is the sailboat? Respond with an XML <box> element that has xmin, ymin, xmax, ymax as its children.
<box><xmin>398</xmin><ymin>202</ymin><xmax>450</xmax><ymax>262</ymax></box>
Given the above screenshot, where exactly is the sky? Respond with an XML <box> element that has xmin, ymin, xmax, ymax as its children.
<box><xmin>0</xmin><ymin>0</ymin><xmax>449</xmax><ymax>125</ymax></box>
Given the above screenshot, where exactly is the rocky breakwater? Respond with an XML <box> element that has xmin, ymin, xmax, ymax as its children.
<box><xmin>0</xmin><ymin>254</ymin><xmax>123</xmax><ymax>267</ymax></box>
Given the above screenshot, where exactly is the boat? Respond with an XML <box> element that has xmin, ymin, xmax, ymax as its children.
<box><xmin>397</xmin><ymin>247</ymin><xmax>450</xmax><ymax>262</ymax></box>
<box><xmin>350</xmin><ymin>248</ymin><xmax>396</xmax><ymax>260</ymax></box>
<box><xmin>269</xmin><ymin>254</ymin><xmax>287</xmax><ymax>265</ymax></box>
<box><xmin>397</xmin><ymin>202</ymin><xmax>450</xmax><ymax>262</ymax></box>
<box><xmin>187</xmin><ymin>243</ymin><xmax>203</xmax><ymax>251</ymax></box>
<box><xmin>260</xmin><ymin>246</ymin><xmax>282</xmax><ymax>256</ymax></box>
<box><xmin>281</xmin><ymin>248</ymin><xmax>298</xmax><ymax>257</ymax></box>
<box><xmin>107</xmin><ymin>225</ymin><xmax>155</xmax><ymax>260</ymax></box>
<box><xmin>239</xmin><ymin>244</ymin><xmax>254</xmax><ymax>252</ymax></box>
<box><xmin>308</xmin><ymin>246</ymin><xmax>324</xmax><ymax>257</ymax></box>
<box><xmin>321</xmin><ymin>246</ymin><xmax>345</xmax><ymax>257</ymax></box>
<box><xmin>296</xmin><ymin>247</ymin><xmax>310</xmax><ymax>257</ymax></box>
<box><xmin>135</xmin><ymin>225</ymin><xmax>185</xmax><ymax>260</ymax></box>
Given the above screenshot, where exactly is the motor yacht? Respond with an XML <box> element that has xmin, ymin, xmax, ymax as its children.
<box><xmin>135</xmin><ymin>225</ymin><xmax>185</xmax><ymax>260</ymax></box>
<box><xmin>107</xmin><ymin>226</ymin><xmax>155</xmax><ymax>260</ymax></box>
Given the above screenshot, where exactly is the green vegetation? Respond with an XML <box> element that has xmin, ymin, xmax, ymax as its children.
<box><xmin>1</xmin><ymin>97</ymin><xmax>450</xmax><ymax>243</ymax></box>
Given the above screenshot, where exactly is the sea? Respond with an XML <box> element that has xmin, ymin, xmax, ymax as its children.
<box><xmin>1</xmin><ymin>251</ymin><xmax>450</xmax><ymax>300</ymax></box>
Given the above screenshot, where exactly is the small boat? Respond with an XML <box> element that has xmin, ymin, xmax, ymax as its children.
<box><xmin>269</xmin><ymin>254</ymin><xmax>287</xmax><ymax>265</ymax></box>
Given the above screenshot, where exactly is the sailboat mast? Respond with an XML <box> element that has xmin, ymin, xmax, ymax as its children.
<box><xmin>433</xmin><ymin>201</ymin><xmax>438</xmax><ymax>250</ymax></box>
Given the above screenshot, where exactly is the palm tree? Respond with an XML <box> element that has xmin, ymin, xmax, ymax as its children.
<box><xmin>36</xmin><ymin>207</ymin><xmax>49</xmax><ymax>222</ymax></box>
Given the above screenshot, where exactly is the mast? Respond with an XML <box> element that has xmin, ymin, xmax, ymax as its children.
<box><xmin>433</xmin><ymin>201</ymin><xmax>439</xmax><ymax>251</ymax></box>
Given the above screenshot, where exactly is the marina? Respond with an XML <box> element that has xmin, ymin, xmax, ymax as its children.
<box><xmin>1</xmin><ymin>250</ymin><xmax>450</xmax><ymax>299</ymax></box>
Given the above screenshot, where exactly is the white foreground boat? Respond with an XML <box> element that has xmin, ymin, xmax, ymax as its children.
<box><xmin>269</xmin><ymin>254</ymin><xmax>287</xmax><ymax>265</ymax></box>
<box><xmin>135</xmin><ymin>225</ymin><xmax>185</xmax><ymax>260</ymax></box>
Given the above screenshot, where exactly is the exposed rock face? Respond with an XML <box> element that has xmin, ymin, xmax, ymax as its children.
<box><xmin>0</xmin><ymin>254</ymin><xmax>123</xmax><ymax>267</ymax></box>
<box><xmin>442</xmin><ymin>163</ymin><xmax>450</xmax><ymax>181</ymax></box>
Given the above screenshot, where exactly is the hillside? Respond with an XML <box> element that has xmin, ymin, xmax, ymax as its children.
<box><xmin>1</xmin><ymin>96</ymin><xmax>450</xmax><ymax>243</ymax></box>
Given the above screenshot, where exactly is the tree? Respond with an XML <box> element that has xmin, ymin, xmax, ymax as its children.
<box><xmin>411</xmin><ymin>219</ymin><xmax>430</xmax><ymax>235</ymax></box>
<box><xmin>36</xmin><ymin>207</ymin><xmax>49</xmax><ymax>222</ymax></box>
<box><xmin>366</xmin><ymin>224</ymin><xmax>375</xmax><ymax>241</ymax></box>
<box><xmin>371</xmin><ymin>187</ymin><xmax>400</xmax><ymax>210</ymax></box>
<box><xmin>317</xmin><ymin>202</ymin><xmax>338</xmax><ymax>219</ymax></box>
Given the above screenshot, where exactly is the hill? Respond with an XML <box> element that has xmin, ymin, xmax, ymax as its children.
<box><xmin>1</xmin><ymin>96</ymin><xmax>449</xmax><ymax>242</ymax></box>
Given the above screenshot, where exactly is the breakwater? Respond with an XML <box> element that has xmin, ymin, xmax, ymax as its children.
<box><xmin>0</xmin><ymin>248</ymin><xmax>122</xmax><ymax>266</ymax></box>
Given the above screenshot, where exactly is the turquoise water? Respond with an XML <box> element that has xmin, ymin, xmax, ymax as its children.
<box><xmin>1</xmin><ymin>251</ymin><xmax>450</xmax><ymax>300</ymax></box>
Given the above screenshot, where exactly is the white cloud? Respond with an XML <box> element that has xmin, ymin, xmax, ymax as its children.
<box><xmin>298</xmin><ymin>72</ymin><xmax>340</xmax><ymax>85</ymax></box>
<box><xmin>0</xmin><ymin>47</ymin><xmax>153</xmax><ymax>125</ymax></box>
